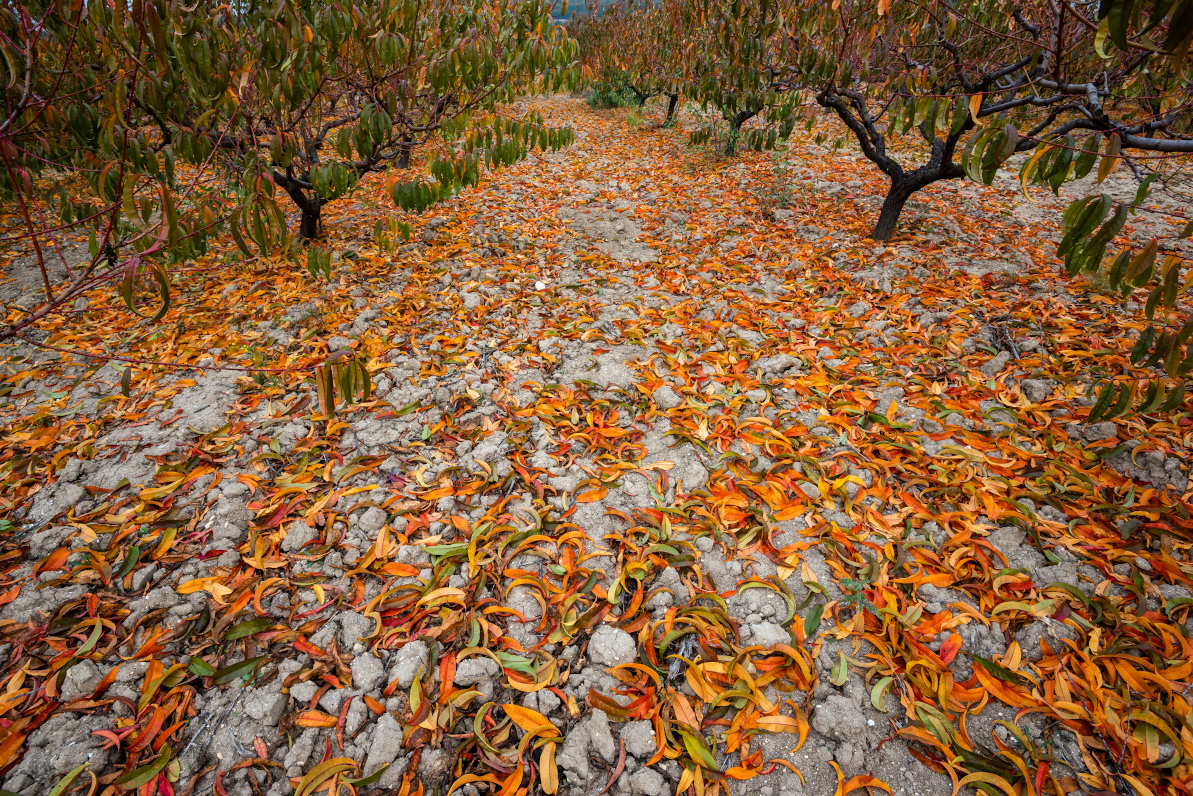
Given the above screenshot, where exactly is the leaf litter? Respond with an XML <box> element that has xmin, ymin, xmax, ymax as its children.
<box><xmin>0</xmin><ymin>96</ymin><xmax>1190</xmax><ymax>796</ymax></box>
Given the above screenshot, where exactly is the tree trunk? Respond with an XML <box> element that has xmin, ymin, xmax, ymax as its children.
<box><xmin>871</xmin><ymin>181</ymin><xmax>912</xmax><ymax>242</ymax></box>
<box><xmin>397</xmin><ymin>139</ymin><xmax>413</xmax><ymax>168</ymax></box>
<box><xmin>725</xmin><ymin>120</ymin><xmax>740</xmax><ymax>156</ymax></box>
<box><xmin>300</xmin><ymin>204</ymin><xmax>320</xmax><ymax>239</ymax></box>
<box><xmin>273</xmin><ymin>172</ymin><xmax>325</xmax><ymax>240</ymax></box>
<box><xmin>725</xmin><ymin>110</ymin><xmax>755</xmax><ymax>156</ymax></box>
<box><xmin>664</xmin><ymin>94</ymin><xmax>678</xmax><ymax>125</ymax></box>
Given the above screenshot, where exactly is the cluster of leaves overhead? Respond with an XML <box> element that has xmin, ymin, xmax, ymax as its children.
<box><xmin>576</xmin><ymin>0</ymin><xmax>1192</xmax><ymax>416</ymax></box>
<box><xmin>0</xmin><ymin>0</ymin><xmax>581</xmax><ymax>340</ymax></box>
<box><xmin>395</xmin><ymin>113</ymin><xmax>576</xmax><ymax>212</ymax></box>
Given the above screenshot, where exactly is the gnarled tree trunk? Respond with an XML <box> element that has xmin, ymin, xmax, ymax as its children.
<box><xmin>274</xmin><ymin>172</ymin><xmax>325</xmax><ymax>239</ymax></box>
<box><xmin>664</xmin><ymin>93</ymin><xmax>678</xmax><ymax>125</ymax></box>
<box><xmin>816</xmin><ymin>87</ymin><xmax>968</xmax><ymax>242</ymax></box>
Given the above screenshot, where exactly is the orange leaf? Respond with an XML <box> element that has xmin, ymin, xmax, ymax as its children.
<box><xmin>503</xmin><ymin>704</ymin><xmax>553</xmax><ymax>735</ymax></box>
<box><xmin>938</xmin><ymin>632</ymin><xmax>963</xmax><ymax>665</ymax></box>
<box><xmin>295</xmin><ymin>710</ymin><xmax>338</xmax><ymax>728</ymax></box>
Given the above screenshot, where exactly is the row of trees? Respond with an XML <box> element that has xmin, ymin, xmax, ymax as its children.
<box><xmin>576</xmin><ymin>0</ymin><xmax>1193</xmax><ymax>415</ymax></box>
<box><xmin>0</xmin><ymin>0</ymin><xmax>580</xmax><ymax>335</ymax></box>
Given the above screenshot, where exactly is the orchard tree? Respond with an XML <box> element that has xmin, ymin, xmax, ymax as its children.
<box><xmin>152</xmin><ymin>0</ymin><xmax>580</xmax><ymax>240</ymax></box>
<box><xmin>0</xmin><ymin>0</ymin><xmax>226</xmax><ymax>337</ymax></box>
<box><xmin>785</xmin><ymin>0</ymin><xmax>1192</xmax><ymax>410</ymax></box>
<box><xmin>781</xmin><ymin>0</ymin><xmax>1191</xmax><ymax>241</ymax></box>
<box><xmin>688</xmin><ymin>0</ymin><xmax>800</xmax><ymax>154</ymax></box>
<box><xmin>575</xmin><ymin>0</ymin><xmax>690</xmax><ymax>124</ymax></box>
<box><xmin>1</xmin><ymin>0</ymin><xmax>580</xmax><ymax>341</ymax></box>
<box><xmin>652</xmin><ymin>0</ymin><xmax>1191</xmax><ymax>409</ymax></box>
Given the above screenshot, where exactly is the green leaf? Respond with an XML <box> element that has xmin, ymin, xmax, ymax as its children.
<box><xmin>830</xmin><ymin>650</ymin><xmax>848</xmax><ymax>685</ymax></box>
<box><xmin>48</xmin><ymin>763</ymin><xmax>90</xmax><ymax>796</ymax></box>
<box><xmin>188</xmin><ymin>656</ymin><xmax>216</xmax><ymax>677</ymax></box>
<box><xmin>1087</xmin><ymin>381</ymin><xmax>1118</xmax><ymax>422</ymax></box>
<box><xmin>972</xmin><ymin>655</ymin><xmax>1024</xmax><ymax>685</ymax></box>
<box><xmin>870</xmin><ymin>676</ymin><xmax>893</xmax><ymax>712</ymax></box>
<box><xmin>675</xmin><ymin>727</ymin><xmax>720</xmax><ymax>770</ymax></box>
<box><xmin>803</xmin><ymin>603</ymin><xmax>824</xmax><ymax>637</ymax></box>
<box><xmin>224</xmin><ymin>618</ymin><xmax>272</xmax><ymax>641</ymax></box>
<box><xmin>115</xmin><ymin>544</ymin><xmax>141</xmax><ymax>579</ymax></box>
<box><xmin>345</xmin><ymin>765</ymin><xmax>389</xmax><ymax>787</ymax></box>
<box><xmin>212</xmin><ymin>655</ymin><xmax>268</xmax><ymax>685</ymax></box>
<box><xmin>114</xmin><ymin>746</ymin><xmax>172</xmax><ymax>790</ymax></box>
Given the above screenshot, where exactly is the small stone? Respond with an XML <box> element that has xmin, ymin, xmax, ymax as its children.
<box><xmin>328</xmin><ymin>336</ymin><xmax>353</xmax><ymax>351</ymax></box>
<box><xmin>351</xmin><ymin>653</ymin><xmax>386</xmax><ymax>692</ymax></box>
<box><xmin>60</xmin><ymin>660</ymin><xmax>103</xmax><ymax>701</ymax></box>
<box><xmin>652</xmin><ymin>385</ymin><xmax>682</xmax><ymax>409</ymax></box>
<box><xmin>289</xmin><ymin>680</ymin><xmax>318</xmax><ymax>705</ymax></box>
<box><xmin>621</xmin><ymin>720</ymin><xmax>656</xmax><ymax>759</ymax></box>
<box><xmin>282</xmin><ymin>520</ymin><xmax>318</xmax><ymax>553</ymax></box>
<box><xmin>588</xmin><ymin>625</ymin><xmax>637</xmax><ymax>667</ymax></box>
<box><xmin>244</xmin><ymin>688</ymin><xmax>287</xmax><ymax>726</ymax></box>
<box><xmin>345</xmin><ymin>698</ymin><xmax>370</xmax><ymax>736</ymax></box>
<box><xmin>811</xmin><ymin>694</ymin><xmax>867</xmax><ymax>741</ymax></box>
<box><xmin>390</xmin><ymin>640</ymin><xmax>430</xmax><ymax>689</ymax></box>
<box><xmin>356</xmin><ymin>507</ymin><xmax>388</xmax><ymax>534</ymax></box>
<box><xmin>319</xmin><ymin>688</ymin><xmax>352</xmax><ymax>714</ymax></box>
<box><xmin>419</xmin><ymin>746</ymin><xmax>450</xmax><ymax>782</ymax></box>
<box><xmin>1083</xmin><ymin>422</ymin><xmax>1118</xmax><ymax>442</ymax></box>
<box><xmin>454</xmin><ymin>656</ymin><xmax>500</xmax><ymax>686</ymax></box>
<box><xmin>979</xmin><ymin>351</ymin><xmax>1012</xmax><ymax>378</ymax></box>
<box><xmin>630</xmin><ymin>767</ymin><xmax>667</xmax><ymax>795</ymax></box>
<box><xmin>746</xmin><ymin>622</ymin><xmax>790</xmax><ymax>648</ymax></box>
<box><xmin>1020</xmin><ymin>379</ymin><xmax>1050</xmax><ymax>404</ymax></box>
<box><xmin>846</xmin><ymin>301</ymin><xmax>871</xmax><ymax>318</ymax></box>
<box><xmin>364</xmin><ymin>713</ymin><xmax>403</xmax><ymax>774</ymax></box>
<box><xmin>799</xmin><ymin>482</ymin><xmax>822</xmax><ymax>500</ymax></box>
<box><xmin>587</xmin><ymin>709</ymin><xmax>617</xmax><ymax>763</ymax></box>
<box><xmin>1013</xmin><ymin>620</ymin><xmax>1079</xmax><ymax>662</ymax></box>
<box><xmin>339</xmin><ymin>611</ymin><xmax>374</xmax><ymax>648</ymax></box>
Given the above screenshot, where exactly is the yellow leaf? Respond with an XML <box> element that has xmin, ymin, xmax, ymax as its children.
<box><xmin>757</xmin><ymin>714</ymin><xmax>802</xmax><ymax>733</ymax></box>
<box><xmin>723</xmin><ymin>767</ymin><xmax>758</xmax><ymax>780</ymax></box>
<box><xmin>176</xmin><ymin>577</ymin><xmax>232</xmax><ymax>602</ymax></box>
<box><xmin>968</xmin><ymin>95</ymin><xmax>983</xmax><ymax>125</ymax></box>
<box><xmin>541</xmin><ymin>742</ymin><xmax>558</xmax><ymax>794</ymax></box>
<box><xmin>417</xmin><ymin>587</ymin><xmax>466</xmax><ymax>606</ymax></box>
<box><xmin>953</xmin><ymin>771</ymin><xmax>1018</xmax><ymax>796</ymax></box>
<box><xmin>295</xmin><ymin>758</ymin><xmax>355</xmax><ymax>796</ymax></box>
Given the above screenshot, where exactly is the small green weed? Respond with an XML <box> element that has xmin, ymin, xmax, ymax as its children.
<box><xmin>840</xmin><ymin>576</ymin><xmax>878</xmax><ymax>617</ymax></box>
